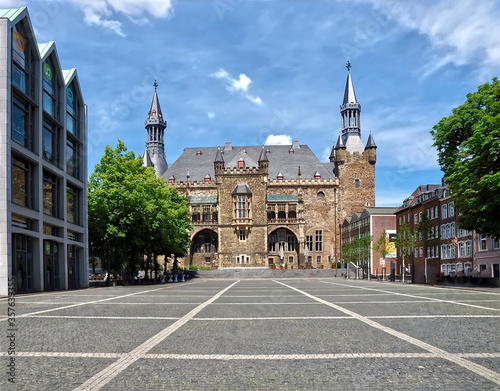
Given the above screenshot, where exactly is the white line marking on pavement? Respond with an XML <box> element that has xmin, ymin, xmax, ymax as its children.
<box><xmin>0</xmin><ymin>286</ymin><xmax>176</xmax><ymax>322</ymax></box>
<box><xmin>72</xmin><ymin>280</ymin><xmax>240</xmax><ymax>391</ymax></box>
<box><xmin>1</xmin><ymin>351</ymin><xmax>499</xmax><ymax>359</ymax></box>
<box><xmin>319</xmin><ymin>281</ymin><xmax>500</xmax><ymax>312</ymax></box>
<box><xmin>18</xmin><ymin>314</ymin><xmax>500</xmax><ymax>321</ymax></box>
<box><xmin>273</xmin><ymin>280</ymin><xmax>500</xmax><ymax>387</ymax></box>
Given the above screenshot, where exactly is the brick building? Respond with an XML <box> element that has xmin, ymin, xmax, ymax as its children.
<box><xmin>144</xmin><ymin>66</ymin><xmax>377</xmax><ymax>268</ymax></box>
<box><xmin>341</xmin><ymin>207</ymin><xmax>398</xmax><ymax>279</ymax></box>
<box><xmin>0</xmin><ymin>7</ymin><xmax>88</xmax><ymax>295</ymax></box>
<box><xmin>396</xmin><ymin>184</ymin><xmax>481</xmax><ymax>283</ymax></box>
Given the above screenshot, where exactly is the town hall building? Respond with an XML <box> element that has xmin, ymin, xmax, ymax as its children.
<box><xmin>144</xmin><ymin>66</ymin><xmax>377</xmax><ymax>269</ymax></box>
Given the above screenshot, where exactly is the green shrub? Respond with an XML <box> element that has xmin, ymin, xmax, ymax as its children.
<box><xmin>200</xmin><ymin>266</ymin><xmax>211</xmax><ymax>270</ymax></box>
<box><xmin>189</xmin><ymin>265</ymin><xmax>198</xmax><ymax>271</ymax></box>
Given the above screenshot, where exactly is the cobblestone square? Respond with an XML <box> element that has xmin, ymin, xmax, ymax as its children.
<box><xmin>1</xmin><ymin>278</ymin><xmax>499</xmax><ymax>390</ymax></box>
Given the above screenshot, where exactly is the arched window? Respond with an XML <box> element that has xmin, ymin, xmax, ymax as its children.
<box><xmin>317</xmin><ymin>191</ymin><xmax>325</xmax><ymax>197</ymax></box>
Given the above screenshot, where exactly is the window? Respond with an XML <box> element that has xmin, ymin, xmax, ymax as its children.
<box><xmin>431</xmin><ymin>247</ymin><xmax>434</xmax><ymax>258</ymax></box>
<box><xmin>446</xmin><ymin>224</ymin><xmax>451</xmax><ymax>239</ymax></box>
<box><xmin>479</xmin><ymin>235</ymin><xmax>487</xmax><ymax>251</ymax></box>
<box><xmin>269</xmin><ymin>234</ymin><xmax>276</xmax><ymax>252</ymax></box>
<box><xmin>277</xmin><ymin>204</ymin><xmax>286</xmax><ymax>220</ymax></box>
<box><xmin>399</xmin><ymin>216</ymin><xmax>401</xmax><ymax>225</ymax></box>
<box><xmin>317</xmin><ymin>191</ymin><xmax>325</xmax><ymax>197</ymax></box>
<box><xmin>67</xmin><ymin>184</ymin><xmax>79</xmax><ymax>225</ymax></box>
<box><xmin>237</xmin><ymin>195</ymin><xmax>246</xmax><ymax>218</ymax></box>
<box><xmin>441</xmin><ymin>245</ymin><xmax>446</xmax><ymax>259</ymax></box>
<box><xmin>427</xmin><ymin>247</ymin><xmax>430</xmax><ymax>258</ymax></box>
<box><xmin>12</xmin><ymin>156</ymin><xmax>34</xmax><ymax>209</ymax></box>
<box><xmin>430</xmin><ymin>208</ymin><xmax>434</xmax><ymax>220</ymax></box>
<box><xmin>492</xmin><ymin>238</ymin><xmax>499</xmax><ymax>250</ymax></box>
<box><xmin>287</xmin><ymin>235</ymin><xmax>295</xmax><ymax>252</ymax></box>
<box><xmin>419</xmin><ymin>212</ymin><xmax>422</xmax><ymax>222</ymax></box>
<box><xmin>441</xmin><ymin>225</ymin><xmax>446</xmax><ymax>239</ymax></box>
<box><xmin>315</xmin><ymin>230</ymin><xmax>323</xmax><ymax>252</ymax></box>
<box><xmin>66</xmin><ymin>137</ymin><xmax>79</xmax><ymax>179</ymax></box>
<box><xmin>451</xmin><ymin>222</ymin><xmax>455</xmax><ymax>237</ymax></box>
<box><xmin>202</xmin><ymin>205</ymin><xmax>211</xmax><ymax>222</ymax></box>
<box><xmin>204</xmin><ymin>243</ymin><xmax>211</xmax><ymax>253</ymax></box>
<box><xmin>466</xmin><ymin>241</ymin><xmax>472</xmax><ymax>257</ymax></box>
<box><xmin>66</xmin><ymin>84</ymin><xmax>79</xmax><ymax>138</ymax></box>
<box><xmin>236</xmin><ymin>256</ymin><xmax>240</xmax><ymax>264</ymax></box>
<box><xmin>458</xmin><ymin>242</ymin><xmax>465</xmax><ymax>258</ymax></box>
<box><xmin>316</xmin><ymin>256</ymin><xmax>321</xmax><ymax>264</ymax></box>
<box><xmin>42</xmin><ymin>121</ymin><xmax>59</xmax><ymax>165</ymax></box>
<box><xmin>205</xmin><ymin>257</ymin><xmax>211</xmax><ymax>263</ymax></box>
<box><xmin>12</xmin><ymin>62</ymin><xmax>27</xmax><ymax>93</ymax></box>
<box><xmin>449</xmin><ymin>202</ymin><xmax>454</xmax><ymax>217</ymax></box>
<box><xmin>442</xmin><ymin>204</ymin><xmax>447</xmax><ymax>219</ymax></box>
<box><xmin>239</xmin><ymin>229</ymin><xmax>246</xmax><ymax>241</ymax></box>
<box><xmin>306</xmin><ymin>235</ymin><xmax>313</xmax><ymax>251</ymax></box>
<box><xmin>450</xmin><ymin>246</ymin><xmax>455</xmax><ymax>259</ymax></box>
<box><xmin>288</xmin><ymin>255</ymin><xmax>294</xmax><ymax>264</ymax></box>
<box><xmin>355</xmin><ymin>179</ymin><xmax>360</xmax><ymax>189</ymax></box>
<box><xmin>43</xmin><ymin>172</ymin><xmax>59</xmax><ymax>217</ymax></box>
<box><xmin>414</xmin><ymin>213</ymin><xmax>417</xmax><ymax>223</ymax></box>
<box><xmin>42</xmin><ymin>59</ymin><xmax>57</xmax><ymax>117</ymax></box>
<box><xmin>415</xmin><ymin>248</ymin><xmax>418</xmax><ymax>258</ymax></box>
<box><xmin>419</xmin><ymin>247</ymin><xmax>423</xmax><ymax>257</ymax></box>
<box><xmin>12</xmin><ymin>97</ymin><xmax>34</xmax><ymax>150</ymax></box>
<box><xmin>435</xmin><ymin>206</ymin><xmax>439</xmax><ymax>219</ymax></box>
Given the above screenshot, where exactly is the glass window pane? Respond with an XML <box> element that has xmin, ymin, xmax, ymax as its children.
<box><xmin>12</xmin><ymin>63</ymin><xmax>26</xmax><ymax>93</ymax></box>
<box><xmin>12</xmin><ymin>100</ymin><xmax>26</xmax><ymax>146</ymax></box>
<box><xmin>42</xmin><ymin>123</ymin><xmax>54</xmax><ymax>163</ymax></box>
<box><xmin>12</xmin><ymin>158</ymin><xmax>27</xmax><ymax>206</ymax></box>
<box><xmin>43</xmin><ymin>90</ymin><xmax>54</xmax><ymax>116</ymax></box>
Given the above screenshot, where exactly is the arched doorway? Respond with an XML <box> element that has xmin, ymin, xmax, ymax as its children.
<box><xmin>190</xmin><ymin>229</ymin><xmax>218</xmax><ymax>267</ymax></box>
<box><xmin>268</xmin><ymin>228</ymin><xmax>298</xmax><ymax>268</ymax></box>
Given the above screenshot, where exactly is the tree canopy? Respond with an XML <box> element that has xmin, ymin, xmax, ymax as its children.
<box><xmin>431</xmin><ymin>78</ymin><xmax>500</xmax><ymax>237</ymax></box>
<box><xmin>88</xmin><ymin>141</ymin><xmax>191</xmax><ymax>276</ymax></box>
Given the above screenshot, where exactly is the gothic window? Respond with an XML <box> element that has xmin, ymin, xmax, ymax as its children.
<box><xmin>239</xmin><ymin>230</ymin><xmax>246</xmax><ymax>241</ymax></box>
<box><xmin>203</xmin><ymin>206</ymin><xmax>211</xmax><ymax>222</ymax></box>
<box><xmin>277</xmin><ymin>204</ymin><xmax>286</xmax><ymax>220</ymax></box>
<box><xmin>306</xmin><ymin>235</ymin><xmax>313</xmax><ymax>251</ymax></box>
<box><xmin>237</xmin><ymin>195</ymin><xmax>246</xmax><ymax>218</ymax></box>
<box><xmin>287</xmin><ymin>235</ymin><xmax>295</xmax><ymax>252</ymax></box>
<box><xmin>315</xmin><ymin>230</ymin><xmax>323</xmax><ymax>252</ymax></box>
<box><xmin>288</xmin><ymin>205</ymin><xmax>297</xmax><ymax>220</ymax></box>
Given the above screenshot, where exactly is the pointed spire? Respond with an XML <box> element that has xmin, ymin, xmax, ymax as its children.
<box><xmin>258</xmin><ymin>145</ymin><xmax>268</xmax><ymax>162</ymax></box>
<box><xmin>149</xmin><ymin>81</ymin><xmax>163</xmax><ymax>119</ymax></box>
<box><xmin>335</xmin><ymin>134</ymin><xmax>346</xmax><ymax>149</ymax></box>
<box><xmin>343</xmin><ymin>72</ymin><xmax>357</xmax><ymax>105</ymax></box>
<box><xmin>365</xmin><ymin>132</ymin><xmax>377</xmax><ymax>149</ymax></box>
<box><xmin>214</xmin><ymin>146</ymin><xmax>224</xmax><ymax>163</ymax></box>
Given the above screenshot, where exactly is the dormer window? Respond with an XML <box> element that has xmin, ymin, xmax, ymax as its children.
<box><xmin>289</xmin><ymin>148</ymin><xmax>294</xmax><ymax>154</ymax></box>
<box><xmin>204</xmin><ymin>174</ymin><xmax>211</xmax><ymax>182</ymax></box>
<box><xmin>314</xmin><ymin>171</ymin><xmax>321</xmax><ymax>180</ymax></box>
<box><xmin>266</xmin><ymin>149</ymin><xmax>270</xmax><ymax>155</ymax></box>
<box><xmin>168</xmin><ymin>175</ymin><xmax>175</xmax><ymax>184</ymax></box>
<box><xmin>277</xmin><ymin>172</ymin><xmax>284</xmax><ymax>180</ymax></box>
<box><xmin>238</xmin><ymin>158</ymin><xmax>244</xmax><ymax>169</ymax></box>
<box><xmin>151</xmin><ymin>110</ymin><xmax>156</xmax><ymax>116</ymax></box>
<box><xmin>197</xmin><ymin>150</ymin><xmax>202</xmax><ymax>156</ymax></box>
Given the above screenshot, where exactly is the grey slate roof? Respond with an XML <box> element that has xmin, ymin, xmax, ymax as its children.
<box><xmin>163</xmin><ymin>143</ymin><xmax>335</xmax><ymax>183</ymax></box>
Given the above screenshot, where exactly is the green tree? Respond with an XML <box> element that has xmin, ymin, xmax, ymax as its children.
<box><xmin>431</xmin><ymin>78</ymin><xmax>500</xmax><ymax>237</ymax></box>
<box><xmin>88</xmin><ymin>141</ymin><xmax>191</xmax><ymax>280</ymax></box>
<box><xmin>395</xmin><ymin>222</ymin><xmax>417</xmax><ymax>283</ymax></box>
<box><xmin>373</xmin><ymin>230</ymin><xmax>390</xmax><ymax>260</ymax></box>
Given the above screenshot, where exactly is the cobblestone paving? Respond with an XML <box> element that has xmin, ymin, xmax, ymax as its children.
<box><xmin>0</xmin><ymin>278</ymin><xmax>499</xmax><ymax>390</ymax></box>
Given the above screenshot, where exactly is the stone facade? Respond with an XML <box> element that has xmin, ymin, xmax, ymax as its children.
<box><xmin>144</xmin><ymin>69</ymin><xmax>377</xmax><ymax>269</ymax></box>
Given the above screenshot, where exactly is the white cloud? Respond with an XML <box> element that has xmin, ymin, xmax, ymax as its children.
<box><xmin>211</xmin><ymin>68</ymin><xmax>263</xmax><ymax>106</ymax></box>
<box><xmin>369</xmin><ymin>0</ymin><xmax>500</xmax><ymax>78</ymax></box>
<box><xmin>264</xmin><ymin>134</ymin><xmax>293</xmax><ymax>145</ymax></box>
<box><xmin>207</xmin><ymin>112</ymin><xmax>215</xmax><ymax>119</ymax></box>
<box><xmin>69</xmin><ymin>0</ymin><xmax>173</xmax><ymax>36</ymax></box>
<box><xmin>321</xmin><ymin>146</ymin><xmax>332</xmax><ymax>162</ymax></box>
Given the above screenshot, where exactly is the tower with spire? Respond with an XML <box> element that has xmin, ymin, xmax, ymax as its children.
<box><xmin>331</xmin><ymin>60</ymin><xmax>377</xmax><ymax>219</ymax></box>
<box><xmin>144</xmin><ymin>79</ymin><xmax>168</xmax><ymax>177</ymax></box>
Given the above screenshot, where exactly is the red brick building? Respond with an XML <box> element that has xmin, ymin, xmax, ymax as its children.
<box><xmin>341</xmin><ymin>207</ymin><xmax>398</xmax><ymax>279</ymax></box>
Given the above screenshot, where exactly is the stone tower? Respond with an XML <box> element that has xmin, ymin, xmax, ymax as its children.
<box><xmin>330</xmin><ymin>61</ymin><xmax>376</xmax><ymax>220</ymax></box>
<box><xmin>144</xmin><ymin>79</ymin><xmax>168</xmax><ymax>176</ymax></box>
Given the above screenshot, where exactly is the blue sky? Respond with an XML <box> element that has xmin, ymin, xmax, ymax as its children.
<box><xmin>6</xmin><ymin>0</ymin><xmax>500</xmax><ymax>206</ymax></box>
